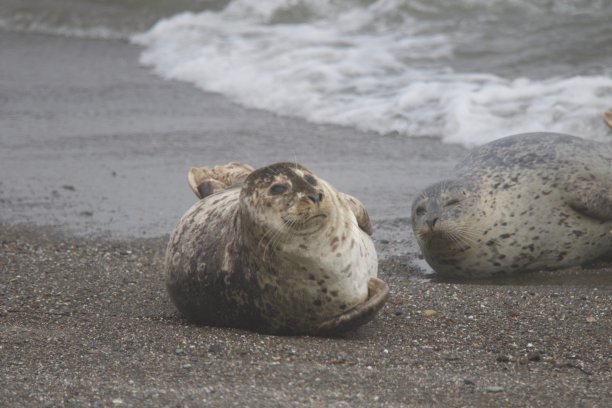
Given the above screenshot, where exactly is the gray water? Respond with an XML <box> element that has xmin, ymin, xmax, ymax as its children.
<box><xmin>2</xmin><ymin>1</ymin><xmax>611</xmax><ymax>147</ymax></box>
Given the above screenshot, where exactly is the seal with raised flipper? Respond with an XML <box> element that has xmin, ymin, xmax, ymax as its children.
<box><xmin>411</xmin><ymin>132</ymin><xmax>612</xmax><ymax>278</ymax></box>
<box><xmin>165</xmin><ymin>162</ymin><xmax>388</xmax><ymax>335</ymax></box>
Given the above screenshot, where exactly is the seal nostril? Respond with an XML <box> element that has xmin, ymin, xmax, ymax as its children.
<box><xmin>308</xmin><ymin>192</ymin><xmax>323</xmax><ymax>203</ymax></box>
<box><xmin>426</xmin><ymin>217</ymin><xmax>438</xmax><ymax>230</ymax></box>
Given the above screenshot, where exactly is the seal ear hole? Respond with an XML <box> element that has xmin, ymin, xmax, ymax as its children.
<box><xmin>269</xmin><ymin>184</ymin><xmax>289</xmax><ymax>195</ymax></box>
<box><xmin>415</xmin><ymin>206</ymin><xmax>426</xmax><ymax>216</ymax></box>
<box><xmin>304</xmin><ymin>174</ymin><xmax>318</xmax><ymax>186</ymax></box>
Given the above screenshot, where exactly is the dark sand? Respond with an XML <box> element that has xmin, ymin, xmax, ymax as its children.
<box><xmin>1</xmin><ymin>32</ymin><xmax>610</xmax><ymax>407</ymax></box>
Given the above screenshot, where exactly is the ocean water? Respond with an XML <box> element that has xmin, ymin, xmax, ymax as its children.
<box><xmin>3</xmin><ymin>0</ymin><xmax>611</xmax><ymax>147</ymax></box>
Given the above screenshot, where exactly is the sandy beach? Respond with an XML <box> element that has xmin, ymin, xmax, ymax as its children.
<box><xmin>1</xmin><ymin>32</ymin><xmax>610</xmax><ymax>407</ymax></box>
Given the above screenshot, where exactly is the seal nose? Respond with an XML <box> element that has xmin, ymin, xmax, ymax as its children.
<box><xmin>426</xmin><ymin>217</ymin><xmax>438</xmax><ymax>231</ymax></box>
<box><xmin>307</xmin><ymin>192</ymin><xmax>323</xmax><ymax>203</ymax></box>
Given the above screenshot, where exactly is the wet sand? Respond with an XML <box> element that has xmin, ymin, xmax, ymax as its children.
<box><xmin>1</xmin><ymin>31</ymin><xmax>610</xmax><ymax>407</ymax></box>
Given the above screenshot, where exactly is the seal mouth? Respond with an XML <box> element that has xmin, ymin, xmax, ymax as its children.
<box><xmin>313</xmin><ymin>277</ymin><xmax>390</xmax><ymax>336</ymax></box>
<box><xmin>283</xmin><ymin>214</ymin><xmax>328</xmax><ymax>229</ymax></box>
<box><xmin>418</xmin><ymin>224</ymin><xmax>476</xmax><ymax>251</ymax></box>
<box><xmin>303</xmin><ymin>214</ymin><xmax>327</xmax><ymax>223</ymax></box>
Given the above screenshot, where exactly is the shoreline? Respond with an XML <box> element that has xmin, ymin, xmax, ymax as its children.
<box><xmin>1</xmin><ymin>31</ymin><xmax>610</xmax><ymax>406</ymax></box>
<box><xmin>0</xmin><ymin>30</ymin><xmax>465</xmax><ymax>241</ymax></box>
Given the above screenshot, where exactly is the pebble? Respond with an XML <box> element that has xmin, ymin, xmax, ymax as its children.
<box><xmin>208</xmin><ymin>344</ymin><xmax>222</xmax><ymax>354</ymax></box>
<box><xmin>496</xmin><ymin>355</ymin><xmax>511</xmax><ymax>363</ymax></box>
<box><xmin>527</xmin><ymin>351</ymin><xmax>541</xmax><ymax>362</ymax></box>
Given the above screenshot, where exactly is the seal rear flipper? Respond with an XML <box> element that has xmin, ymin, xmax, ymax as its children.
<box><xmin>313</xmin><ymin>277</ymin><xmax>389</xmax><ymax>336</ymax></box>
<box><xmin>339</xmin><ymin>192</ymin><xmax>374</xmax><ymax>235</ymax></box>
<box><xmin>188</xmin><ymin>162</ymin><xmax>255</xmax><ymax>199</ymax></box>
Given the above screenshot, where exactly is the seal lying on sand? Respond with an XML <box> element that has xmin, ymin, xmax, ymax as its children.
<box><xmin>411</xmin><ymin>132</ymin><xmax>612</xmax><ymax>278</ymax></box>
<box><xmin>166</xmin><ymin>162</ymin><xmax>388</xmax><ymax>335</ymax></box>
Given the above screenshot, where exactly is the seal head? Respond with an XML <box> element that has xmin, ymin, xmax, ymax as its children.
<box><xmin>166</xmin><ymin>162</ymin><xmax>387</xmax><ymax>335</ymax></box>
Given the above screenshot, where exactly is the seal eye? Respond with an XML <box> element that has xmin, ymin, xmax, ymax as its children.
<box><xmin>415</xmin><ymin>206</ymin><xmax>426</xmax><ymax>216</ymax></box>
<box><xmin>304</xmin><ymin>174</ymin><xmax>317</xmax><ymax>186</ymax></box>
<box><xmin>445</xmin><ymin>198</ymin><xmax>460</xmax><ymax>207</ymax></box>
<box><xmin>269</xmin><ymin>184</ymin><xmax>289</xmax><ymax>195</ymax></box>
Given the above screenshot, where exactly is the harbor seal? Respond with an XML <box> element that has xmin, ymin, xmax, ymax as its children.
<box><xmin>411</xmin><ymin>132</ymin><xmax>612</xmax><ymax>278</ymax></box>
<box><xmin>166</xmin><ymin>162</ymin><xmax>388</xmax><ymax>335</ymax></box>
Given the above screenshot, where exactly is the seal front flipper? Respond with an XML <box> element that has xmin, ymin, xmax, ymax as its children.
<box><xmin>339</xmin><ymin>192</ymin><xmax>373</xmax><ymax>235</ymax></box>
<box><xmin>567</xmin><ymin>187</ymin><xmax>612</xmax><ymax>221</ymax></box>
<box><xmin>188</xmin><ymin>162</ymin><xmax>255</xmax><ymax>198</ymax></box>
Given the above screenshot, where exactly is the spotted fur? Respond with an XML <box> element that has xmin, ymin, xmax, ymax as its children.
<box><xmin>166</xmin><ymin>162</ymin><xmax>386</xmax><ymax>335</ymax></box>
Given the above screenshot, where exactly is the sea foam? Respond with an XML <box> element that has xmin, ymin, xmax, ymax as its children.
<box><xmin>134</xmin><ymin>0</ymin><xmax>612</xmax><ymax>147</ymax></box>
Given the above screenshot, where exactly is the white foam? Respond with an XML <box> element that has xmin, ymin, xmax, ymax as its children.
<box><xmin>134</xmin><ymin>0</ymin><xmax>612</xmax><ymax>147</ymax></box>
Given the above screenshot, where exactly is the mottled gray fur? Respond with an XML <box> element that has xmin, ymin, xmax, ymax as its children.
<box><xmin>412</xmin><ymin>132</ymin><xmax>612</xmax><ymax>278</ymax></box>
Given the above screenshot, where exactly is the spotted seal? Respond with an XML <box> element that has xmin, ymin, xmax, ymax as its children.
<box><xmin>165</xmin><ymin>162</ymin><xmax>388</xmax><ymax>335</ymax></box>
<box><xmin>411</xmin><ymin>132</ymin><xmax>612</xmax><ymax>278</ymax></box>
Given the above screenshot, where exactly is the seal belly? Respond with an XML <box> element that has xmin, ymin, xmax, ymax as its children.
<box><xmin>258</xmin><ymin>220</ymin><xmax>378</xmax><ymax>331</ymax></box>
